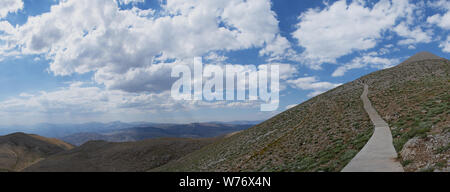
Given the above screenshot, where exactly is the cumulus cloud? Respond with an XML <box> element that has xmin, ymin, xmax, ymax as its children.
<box><xmin>427</xmin><ymin>0</ymin><xmax>450</xmax><ymax>29</ymax></box>
<box><xmin>427</xmin><ymin>13</ymin><xmax>450</xmax><ymax>30</ymax></box>
<box><xmin>2</xmin><ymin>0</ymin><xmax>281</xmax><ymax>93</ymax></box>
<box><xmin>118</xmin><ymin>0</ymin><xmax>145</xmax><ymax>5</ymax></box>
<box><xmin>287</xmin><ymin>76</ymin><xmax>341</xmax><ymax>97</ymax></box>
<box><xmin>426</xmin><ymin>0</ymin><xmax>450</xmax><ymax>53</ymax></box>
<box><xmin>0</xmin><ymin>0</ymin><xmax>23</xmax><ymax>18</ymax></box>
<box><xmin>393</xmin><ymin>22</ymin><xmax>433</xmax><ymax>45</ymax></box>
<box><xmin>332</xmin><ymin>55</ymin><xmax>400</xmax><ymax>77</ymax></box>
<box><xmin>440</xmin><ymin>36</ymin><xmax>450</xmax><ymax>53</ymax></box>
<box><xmin>291</xmin><ymin>0</ymin><xmax>416</xmax><ymax>69</ymax></box>
<box><xmin>0</xmin><ymin>0</ymin><xmax>293</xmax><ymax>121</ymax></box>
<box><xmin>259</xmin><ymin>34</ymin><xmax>295</xmax><ymax>61</ymax></box>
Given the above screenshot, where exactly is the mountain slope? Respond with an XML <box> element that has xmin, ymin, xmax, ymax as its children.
<box><xmin>154</xmin><ymin>52</ymin><xmax>449</xmax><ymax>172</ymax></box>
<box><xmin>0</xmin><ymin>133</ymin><xmax>73</xmax><ymax>171</ymax></box>
<box><xmin>23</xmin><ymin>137</ymin><xmax>220</xmax><ymax>172</ymax></box>
<box><xmin>363</xmin><ymin>52</ymin><xmax>449</xmax><ymax>171</ymax></box>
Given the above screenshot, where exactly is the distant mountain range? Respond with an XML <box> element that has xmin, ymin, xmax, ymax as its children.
<box><xmin>61</xmin><ymin>123</ymin><xmax>253</xmax><ymax>146</ymax></box>
<box><xmin>0</xmin><ymin>121</ymin><xmax>259</xmax><ymax>139</ymax></box>
<box><xmin>0</xmin><ymin>121</ymin><xmax>144</xmax><ymax>138</ymax></box>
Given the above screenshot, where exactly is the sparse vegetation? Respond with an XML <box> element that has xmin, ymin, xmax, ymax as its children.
<box><xmin>366</xmin><ymin>57</ymin><xmax>449</xmax><ymax>172</ymax></box>
<box><xmin>435</xmin><ymin>144</ymin><xmax>449</xmax><ymax>154</ymax></box>
<box><xmin>401</xmin><ymin>159</ymin><xmax>412</xmax><ymax>167</ymax></box>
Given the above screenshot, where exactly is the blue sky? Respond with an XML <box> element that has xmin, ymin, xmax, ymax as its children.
<box><xmin>0</xmin><ymin>0</ymin><xmax>449</xmax><ymax>125</ymax></box>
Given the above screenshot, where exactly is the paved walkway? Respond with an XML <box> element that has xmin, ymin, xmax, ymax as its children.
<box><xmin>342</xmin><ymin>84</ymin><xmax>404</xmax><ymax>172</ymax></box>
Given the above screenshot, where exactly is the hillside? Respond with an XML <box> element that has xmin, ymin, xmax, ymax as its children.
<box><xmin>154</xmin><ymin>52</ymin><xmax>449</xmax><ymax>172</ymax></box>
<box><xmin>61</xmin><ymin>123</ymin><xmax>253</xmax><ymax>146</ymax></box>
<box><xmin>362</xmin><ymin>52</ymin><xmax>449</xmax><ymax>171</ymax></box>
<box><xmin>0</xmin><ymin>133</ymin><xmax>73</xmax><ymax>171</ymax></box>
<box><xmin>23</xmin><ymin>137</ymin><xmax>218</xmax><ymax>172</ymax></box>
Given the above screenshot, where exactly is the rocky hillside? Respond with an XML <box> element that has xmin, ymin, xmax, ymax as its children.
<box><xmin>362</xmin><ymin>52</ymin><xmax>449</xmax><ymax>172</ymax></box>
<box><xmin>154</xmin><ymin>52</ymin><xmax>449</xmax><ymax>172</ymax></box>
<box><xmin>0</xmin><ymin>132</ymin><xmax>73</xmax><ymax>171</ymax></box>
<box><xmin>23</xmin><ymin>137</ymin><xmax>219</xmax><ymax>172</ymax></box>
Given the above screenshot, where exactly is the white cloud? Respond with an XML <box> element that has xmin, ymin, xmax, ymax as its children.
<box><xmin>0</xmin><ymin>0</ymin><xmax>23</xmax><ymax>18</ymax></box>
<box><xmin>204</xmin><ymin>52</ymin><xmax>228</xmax><ymax>63</ymax></box>
<box><xmin>0</xmin><ymin>21</ymin><xmax>15</xmax><ymax>33</ymax></box>
<box><xmin>332</xmin><ymin>55</ymin><xmax>400</xmax><ymax>77</ymax></box>
<box><xmin>259</xmin><ymin>34</ymin><xmax>295</xmax><ymax>61</ymax></box>
<box><xmin>118</xmin><ymin>0</ymin><xmax>145</xmax><ymax>5</ymax></box>
<box><xmin>428</xmin><ymin>0</ymin><xmax>450</xmax><ymax>9</ymax></box>
<box><xmin>0</xmin><ymin>21</ymin><xmax>17</xmax><ymax>57</ymax></box>
<box><xmin>426</xmin><ymin>0</ymin><xmax>450</xmax><ymax>53</ymax></box>
<box><xmin>0</xmin><ymin>60</ymin><xmax>297</xmax><ymax>120</ymax></box>
<box><xmin>427</xmin><ymin>13</ymin><xmax>450</xmax><ymax>30</ymax></box>
<box><xmin>292</xmin><ymin>0</ymin><xmax>416</xmax><ymax>69</ymax></box>
<box><xmin>0</xmin><ymin>0</ymin><xmax>292</xmax><ymax>121</ymax></box>
<box><xmin>2</xmin><ymin>0</ymin><xmax>281</xmax><ymax>94</ymax></box>
<box><xmin>285</xmin><ymin>104</ymin><xmax>297</xmax><ymax>110</ymax></box>
<box><xmin>287</xmin><ymin>76</ymin><xmax>341</xmax><ymax>97</ymax></box>
<box><xmin>0</xmin><ymin>82</ymin><xmax>263</xmax><ymax>124</ymax></box>
<box><xmin>440</xmin><ymin>35</ymin><xmax>450</xmax><ymax>53</ymax></box>
<box><xmin>393</xmin><ymin>22</ymin><xmax>433</xmax><ymax>45</ymax></box>
<box><xmin>408</xmin><ymin>45</ymin><xmax>416</xmax><ymax>50</ymax></box>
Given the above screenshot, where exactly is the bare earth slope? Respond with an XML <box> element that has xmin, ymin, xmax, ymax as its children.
<box><xmin>154</xmin><ymin>52</ymin><xmax>448</xmax><ymax>172</ymax></box>
<box><xmin>0</xmin><ymin>132</ymin><xmax>73</xmax><ymax>171</ymax></box>
<box><xmin>24</xmin><ymin>137</ymin><xmax>218</xmax><ymax>172</ymax></box>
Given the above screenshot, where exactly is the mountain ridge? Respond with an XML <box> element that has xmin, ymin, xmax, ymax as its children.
<box><xmin>61</xmin><ymin>123</ymin><xmax>253</xmax><ymax>146</ymax></box>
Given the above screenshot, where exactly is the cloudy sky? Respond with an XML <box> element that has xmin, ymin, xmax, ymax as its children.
<box><xmin>0</xmin><ymin>0</ymin><xmax>448</xmax><ymax>125</ymax></box>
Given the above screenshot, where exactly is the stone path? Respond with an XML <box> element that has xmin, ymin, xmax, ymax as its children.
<box><xmin>342</xmin><ymin>84</ymin><xmax>404</xmax><ymax>172</ymax></box>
